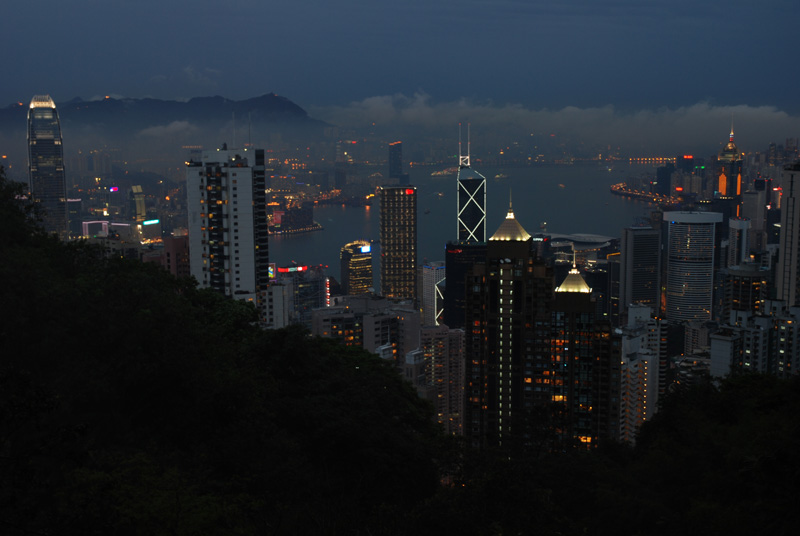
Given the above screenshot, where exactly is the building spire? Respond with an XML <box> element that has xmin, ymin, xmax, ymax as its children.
<box><xmin>730</xmin><ymin>114</ymin><xmax>735</xmax><ymax>142</ymax></box>
<box><xmin>459</xmin><ymin>122</ymin><xmax>471</xmax><ymax>168</ymax></box>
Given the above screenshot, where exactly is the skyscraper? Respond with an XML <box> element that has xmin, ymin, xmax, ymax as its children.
<box><xmin>718</xmin><ymin>127</ymin><xmax>743</xmax><ymax>198</ymax></box>
<box><xmin>464</xmin><ymin>202</ymin><xmax>554</xmax><ymax>450</ymax></box>
<box><xmin>388</xmin><ymin>141</ymin><xmax>408</xmax><ymax>184</ymax></box>
<box><xmin>340</xmin><ymin>240</ymin><xmax>373</xmax><ymax>295</ymax></box>
<box><xmin>456</xmin><ymin>130</ymin><xmax>486</xmax><ymax>242</ymax></box>
<box><xmin>421</xmin><ymin>261</ymin><xmax>446</xmax><ymax>326</ymax></box>
<box><xmin>663</xmin><ymin>211</ymin><xmax>723</xmax><ymax>323</ymax></box>
<box><xmin>727</xmin><ymin>217</ymin><xmax>750</xmax><ymax>268</ymax></box>
<box><xmin>27</xmin><ymin>95</ymin><xmax>67</xmax><ymax>237</ymax></box>
<box><xmin>550</xmin><ymin>267</ymin><xmax>620</xmax><ymax>448</ymax></box>
<box><xmin>444</xmin><ymin>127</ymin><xmax>488</xmax><ymax>328</ymax></box>
<box><xmin>187</xmin><ymin>145</ymin><xmax>270</xmax><ymax>322</ymax></box>
<box><xmin>619</xmin><ymin>226</ymin><xmax>661</xmax><ymax>320</ymax></box>
<box><xmin>776</xmin><ymin>162</ymin><xmax>800</xmax><ymax>306</ymax></box>
<box><xmin>379</xmin><ymin>186</ymin><xmax>417</xmax><ymax>300</ymax></box>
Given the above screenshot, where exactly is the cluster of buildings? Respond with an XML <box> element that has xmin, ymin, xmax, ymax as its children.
<box><xmin>24</xmin><ymin>94</ymin><xmax>800</xmax><ymax>452</ymax></box>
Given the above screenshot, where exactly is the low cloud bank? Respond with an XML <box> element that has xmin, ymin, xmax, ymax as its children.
<box><xmin>310</xmin><ymin>94</ymin><xmax>800</xmax><ymax>156</ymax></box>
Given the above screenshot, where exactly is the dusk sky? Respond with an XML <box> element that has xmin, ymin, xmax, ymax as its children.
<box><xmin>5</xmin><ymin>0</ymin><xmax>800</xmax><ymax>152</ymax></box>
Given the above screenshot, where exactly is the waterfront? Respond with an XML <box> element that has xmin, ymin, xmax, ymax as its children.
<box><xmin>270</xmin><ymin>164</ymin><xmax>656</xmax><ymax>284</ymax></box>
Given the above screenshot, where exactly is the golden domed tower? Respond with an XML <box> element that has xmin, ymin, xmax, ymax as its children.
<box><xmin>718</xmin><ymin>125</ymin><xmax>743</xmax><ymax>198</ymax></box>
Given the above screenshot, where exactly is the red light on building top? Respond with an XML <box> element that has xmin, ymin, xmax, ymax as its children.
<box><xmin>683</xmin><ymin>155</ymin><xmax>693</xmax><ymax>159</ymax></box>
<box><xmin>405</xmin><ymin>189</ymin><xmax>414</xmax><ymax>195</ymax></box>
<box><xmin>675</xmin><ymin>187</ymin><xmax>684</xmax><ymax>192</ymax></box>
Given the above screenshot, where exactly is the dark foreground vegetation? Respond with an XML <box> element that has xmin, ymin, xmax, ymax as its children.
<box><xmin>2</xmin><ymin>168</ymin><xmax>799</xmax><ymax>535</ymax></box>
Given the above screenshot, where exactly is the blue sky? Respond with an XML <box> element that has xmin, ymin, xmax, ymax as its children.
<box><xmin>3</xmin><ymin>0</ymin><xmax>800</xmax><ymax>154</ymax></box>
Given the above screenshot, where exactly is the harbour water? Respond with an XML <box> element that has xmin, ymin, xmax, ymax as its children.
<box><xmin>270</xmin><ymin>164</ymin><xmax>655</xmax><ymax>283</ymax></box>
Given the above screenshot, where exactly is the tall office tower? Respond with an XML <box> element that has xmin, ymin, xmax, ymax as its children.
<box><xmin>727</xmin><ymin>217</ymin><xmax>751</xmax><ymax>267</ymax></box>
<box><xmin>27</xmin><ymin>95</ymin><xmax>68</xmax><ymax>237</ymax></box>
<box><xmin>340</xmin><ymin>240</ymin><xmax>373</xmax><ymax>295</ymax></box>
<box><xmin>718</xmin><ymin>127</ymin><xmax>744</xmax><ymax>202</ymax></box>
<box><xmin>379</xmin><ymin>186</ymin><xmax>417</xmax><ymax>300</ymax></box>
<box><xmin>456</xmin><ymin>131</ymin><xmax>487</xmax><ymax>242</ymax></box>
<box><xmin>619</xmin><ymin>226</ymin><xmax>661</xmax><ymax>321</ymax></box>
<box><xmin>654</xmin><ymin>162</ymin><xmax>675</xmax><ymax>196</ymax></box>
<box><xmin>275</xmin><ymin>264</ymin><xmax>330</xmax><ymax>328</ymax></box>
<box><xmin>464</xmin><ymin>203</ymin><xmax>555</xmax><ymax>450</ymax></box>
<box><xmin>387</xmin><ymin>141</ymin><xmax>409</xmax><ymax>184</ymax></box>
<box><xmin>721</xmin><ymin>262</ymin><xmax>768</xmax><ymax>322</ymax></box>
<box><xmin>742</xmin><ymin>189</ymin><xmax>768</xmax><ymax>251</ymax></box>
<box><xmin>421</xmin><ymin>261</ymin><xmax>446</xmax><ymax>326</ymax></box>
<box><xmin>549</xmin><ymin>267</ymin><xmax>621</xmax><ymax>448</ymax></box>
<box><xmin>663</xmin><ymin>211</ymin><xmax>723</xmax><ymax>323</ymax></box>
<box><xmin>388</xmin><ymin>141</ymin><xmax>403</xmax><ymax>178</ymax></box>
<box><xmin>776</xmin><ymin>162</ymin><xmax>800</xmax><ymax>306</ymax></box>
<box><xmin>130</xmin><ymin>185</ymin><xmax>146</xmax><ymax>222</ymax></box>
<box><xmin>187</xmin><ymin>145</ymin><xmax>270</xmax><ymax>322</ymax></box>
<box><xmin>443</xmin><ymin>242</ymin><xmax>487</xmax><ymax>329</ymax></box>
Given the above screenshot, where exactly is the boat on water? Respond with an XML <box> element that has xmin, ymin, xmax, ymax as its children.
<box><xmin>494</xmin><ymin>173</ymin><xmax>510</xmax><ymax>180</ymax></box>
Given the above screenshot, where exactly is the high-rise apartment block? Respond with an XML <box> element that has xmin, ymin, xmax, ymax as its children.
<box><xmin>618</xmin><ymin>305</ymin><xmax>663</xmax><ymax>444</ymax></box>
<box><xmin>776</xmin><ymin>162</ymin><xmax>800</xmax><ymax>306</ymax></box>
<box><xmin>379</xmin><ymin>186</ymin><xmax>417</xmax><ymax>300</ymax></box>
<box><xmin>27</xmin><ymin>95</ymin><xmax>68</xmax><ymax>237</ymax></box>
<box><xmin>187</xmin><ymin>145</ymin><xmax>269</xmax><ymax>322</ymax></box>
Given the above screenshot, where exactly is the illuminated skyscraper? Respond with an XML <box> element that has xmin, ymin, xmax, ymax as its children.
<box><xmin>187</xmin><ymin>145</ymin><xmax>270</xmax><ymax>322</ymax></box>
<box><xmin>464</xmin><ymin>202</ymin><xmax>554</xmax><ymax>449</ymax></box>
<box><xmin>27</xmin><ymin>95</ymin><xmax>67</xmax><ymax>236</ymax></box>
<box><xmin>421</xmin><ymin>261</ymin><xmax>446</xmax><ymax>326</ymax></box>
<box><xmin>444</xmin><ymin>126</ymin><xmax>488</xmax><ymax>329</ymax></box>
<box><xmin>718</xmin><ymin>126</ymin><xmax>743</xmax><ymax>199</ymax></box>
<box><xmin>663</xmin><ymin>211</ymin><xmax>723</xmax><ymax>323</ymax></box>
<box><xmin>456</xmin><ymin>126</ymin><xmax>486</xmax><ymax>242</ymax></box>
<box><xmin>379</xmin><ymin>185</ymin><xmax>417</xmax><ymax>300</ymax></box>
<box><xmin>340</xmin><ymin>240</ymin><xmax>373</xmax><ymax>295</ymax></box>
<box><xmin>550</xmin><ymin>267</ymin><xmax>620</xmax><ymax>448</ymax></box>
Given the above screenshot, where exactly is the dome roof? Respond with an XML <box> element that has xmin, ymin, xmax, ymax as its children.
<box><xmin>490</xmin><ymin>202</ymin><xmax>531</xmax><ymax>242</ymax></box>
<box><xmin>555</xmin><ymin>268</ymin><xmax>592</xmax><ymax>293</ymax></box>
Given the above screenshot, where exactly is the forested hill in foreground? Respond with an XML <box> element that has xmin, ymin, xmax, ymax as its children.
<box><xmin>2</xmin><ymin>166</ymin><xmax>800</xmax><ymax>535</ymax></box>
